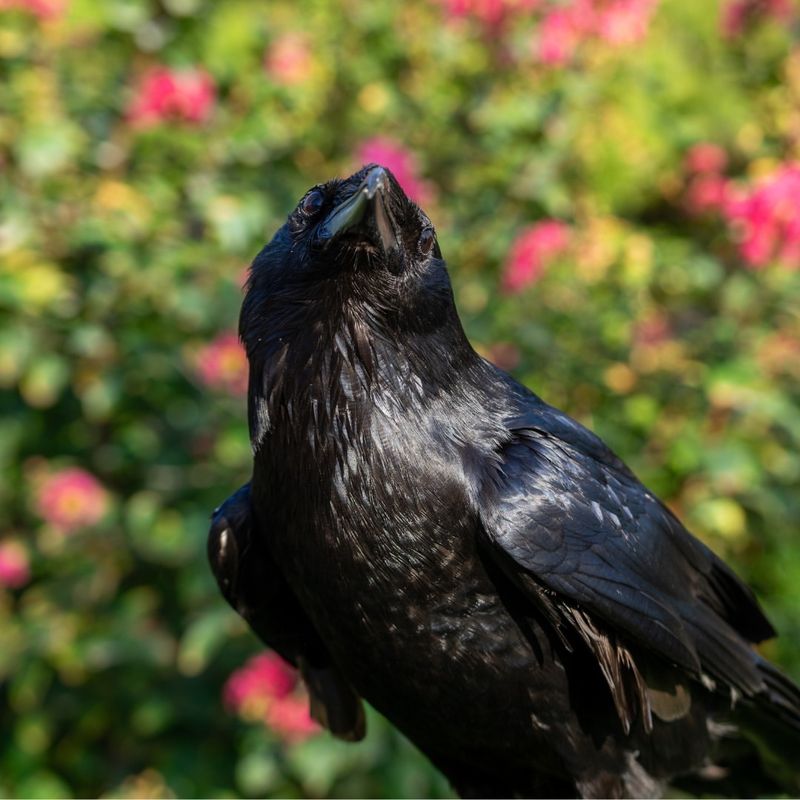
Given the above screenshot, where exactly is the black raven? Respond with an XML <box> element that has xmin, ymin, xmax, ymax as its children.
<box><xmin>209</xmin><ymin>164</ymin><xmax>800</xmax><ymax>798</ymax></box>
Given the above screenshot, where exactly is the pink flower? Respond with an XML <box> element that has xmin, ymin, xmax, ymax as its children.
<box><xmin>439</xmin><ymin>0</ymin><xmax>541</xmax><ymax>29</ymax></box>
<box><xmin>265</xmin><ymin>694</ymin><xmax>320</xmax><ymax>742</ymax></box>
<box><xmin>594</xmin><ymin>0</ymin><xmax>658</xmax><ymax>45</ymax></box>
<box><xmin>35</xmin><ymin>468</ymin><xmax>109</xmax><ymax>533</ymax></box>
<box><xmin>127</xmin><ymin>67</ymin><xmax>215</xmax><ymax>128</ymax></box>
<box><xmin>685</xmin><ymin>174</ymin><xmax>730</xmax><ymax>216</ymax></box>
<box><xmin>534</xmin><ymin>0</ymin><xmax>658</xmax><ymax>65</ymax></box>
<box><xmin>721</xmin><ymin>0</ymin><xmax>793</xmax><ymax>37</ymax></box>
<box><xmin>0</xmin><ymin>540</ymin><xmax>30</xmax><ymax>589</ymax></box>
<box><xmin>264</xmin><ymin>33</ymin><xmax>313</xmax><ymax>86</ymax></box>
<box><xmin>224</xmin><ymin>653</ymin><xmax>297</xmax><ymax>713</ymax></box>
<box><xmin>195</xmin><ymin>332</ymin><xmax>248</xmax><ymax>396</ymax></box>
<box><xmin>722</xmin><ymin>164</ymin><xmax>800</xmax><ymax>268</ymax></box>
<box><xmin>224</xmin><ymin>653</ymin><xmax>319</xmax><ymax>742</ymax></box>
<box><xmin>536</xmin><ymin>4</ymin><xmax>588</xmax><ymax>65</ymax></box>
<box><xmin>502</xmin><ymin>220</ymin><xmax>571</xmax><ymax>292</ymax></box>
<box><xmin>684</xmin><ymin>143</ymin><xmax>728</xmax><ymax>175</ymax></box>
<box><xmin>0</xmin><ymin>0</ymin><xmax>66</xmax><ymax>19</ymax></box>
<box><xmin>356</xmin><ymin>138</ymin><xmax>435</xmax><ymax>206</ymax></box>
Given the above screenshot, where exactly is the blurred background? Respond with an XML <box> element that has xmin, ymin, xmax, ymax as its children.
<box><xmin>1</xmin><ymin>0</ymin><xmax>800</xmax><ymax>796</ymax></box>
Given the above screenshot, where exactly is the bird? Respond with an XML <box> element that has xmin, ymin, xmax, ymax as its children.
<box><xmin>208</xmin><ymin>163</ymin><xmax>800</xmax><ymax>798</ymax></box>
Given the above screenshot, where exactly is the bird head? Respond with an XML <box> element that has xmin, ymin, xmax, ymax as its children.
<box><xmin>242</xmin><ymin>164</ymin><xmax>457</xmax><ymax>338</ymax></box>
<box><xmin>309</xmin><ymin>164</ymin><xmax>440</xmax><ymax>271</ymax></box>
<box><xmin>289</xmin><ymin>163</ymin><xmax>440</xmax><ymax>275</ymax></box>
<box><xmin>241</xmin><ymin>165</ymin><xmax>481</xmax><ymax>447</ymax></box>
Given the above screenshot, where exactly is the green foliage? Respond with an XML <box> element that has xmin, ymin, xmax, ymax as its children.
<box><xmin>1</xmin><ymin>0</ymin><xmax>799</xmax><ymax>797</ymax></box>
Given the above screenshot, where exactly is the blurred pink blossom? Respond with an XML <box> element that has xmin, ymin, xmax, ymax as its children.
<box><xmin>684</xmin><ymin>143</ymin><xmax>728</xmax><ymax>175</ymax></box>
<box><xmin>682</xmin><ymin>142</ymin><xmax>730</xmax><ymax>215</ymax></box>
<box><xmin>535</xmin><ymin>0</ymin><xmax>658</xmax><ymax>65</ymax></box>
<box><xmin>502</xmin><ymin>220</ymin><xmax>571</xmax><ymax>292</ymax></box>
<box><xmin>0</xmin><ymin>0</ymin><xmax>66</xmax><ymax>19</ymax></box>
<box><xmin>536</xmin><ymin>4</ymin><xmax>587</xmax><ymax>65</ymax></box>
<box><xmin>224</xmin><ymin>653</ymin><xmax>319</xmax><ymax>742</ymax></box>
<box><xmin>442</xmin><ymin>0</ymin><xmax>658</xmax><ymax>60</ymax></box>
<box><xmin>723</xmin><ymin>164</ymin><xmax>800</xmax><ymax>268</ymax></box>
<box><xmin>264</xmin><ymin>33</ymin><xmax>314</xmax><ymax>86</ymax></box>
<box><xmin>127</xmin><ymin>67</ymin><xmax>215</xmax><ymax>128</ymax></box>
<box><xmin>685</xmin><ymin>174</ymin><xmax>730</xmax><ymax>216</ymax></box>
<box><xmin>594</xmin><ymin>0</ymin><xmax>658</xmax><ymax>44</ymax></box>
<box><xmin>440</xmin><ymin>0</ymin><xmax>541</xmax><ymax>28</ymax></box>
<box><xmin>0</xmin><ymin>540</ymin><xmax>30</xmax><ymax>589</ymax></box>
<box><xmin>35</xmin><ymin>467</ymin><xmax>109</xmax><ymax>533</ymax></box>
<box><xmin>265</xmin><ymin>694</ymin><xmax>320</xmax><ymax>742</ymax></box>
<box><xmin>356</xmin><ymin>138</ymin><xmax>435</xmax><ymax>205</ymax></box>
<box><xmin>721</xmin><ymin>0</ymin><xmax>793</xmax><ymax>37</ymax></box>
<box><xmin>224</xmin><ymin>653</ymin><xmax>297</xmax><ymax>712</ymax></box>
<box><xmin>195</xmin><ymin>332</ymin><xmax>248</xmax><ymax>396</ymax></box>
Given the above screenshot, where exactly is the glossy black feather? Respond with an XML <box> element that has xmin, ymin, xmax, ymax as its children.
<box><xmin>480</xmin><ymin>395</ymin><xmax>777</xmax><ymax>690</ymax></box>
<box><xmin>210</xmin><ymin>164</ymin><xmax>800</xmax><ymax>798</ymax></box>
<box><xmin>208</xmin><ymin>484</ymin><xmax>365</xmax><ymax>740</ymax></box>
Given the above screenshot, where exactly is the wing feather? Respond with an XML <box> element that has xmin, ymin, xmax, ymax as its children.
<box><xmin>478</xmin><ymin>402</ymin><xmax>777</xmax><ymax>714</ymax></box>
<box><xmin>209</xmin><ymin>483</ymin><xmax>366</xmax><ymax>741</ymax></box>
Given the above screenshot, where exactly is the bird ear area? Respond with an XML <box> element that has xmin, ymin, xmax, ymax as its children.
<box><xmin>208</xmin><ymin>485</ymin><xmax>253</xmax><ymax>604</ymax></box>
<box><xmin>208</xmin><ymin>513</ymin><xmax>240</xmax><ymax>603</ymax></box>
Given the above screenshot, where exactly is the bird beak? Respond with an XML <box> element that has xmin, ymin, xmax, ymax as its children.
<box><xmin>318</xmin><ymin>165</ymin><xmax>397</xmax><ymax>251</ymax></box>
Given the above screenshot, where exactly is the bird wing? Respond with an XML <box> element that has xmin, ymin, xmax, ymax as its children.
<box><xmin>476</xmin><ymin>402</ymin><xmax>777</xmax><ymax>713</ymax></box>
<box><xmin>209</xmin><ymin>483</ymin><xmax>366</xmax><ymax>741</ymax></box>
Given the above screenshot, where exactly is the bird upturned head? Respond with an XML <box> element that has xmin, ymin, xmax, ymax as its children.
<box><xmin>241</xmin><ymin>165</ymin><xmax>478</xmax><ymax>449</ymax></box>
<box><xmin>297</xmin><ymin>163</ymin><xmax>441</xmax><ymax>273</ymax></box>
<box><xmin>242</xmin><ymin>164</ymin><xmax>459</xmax><ymax>338</ymax></box>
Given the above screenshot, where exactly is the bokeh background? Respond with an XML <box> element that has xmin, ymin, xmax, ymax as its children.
<box><xmin>2</xmin><ymin>0</ymin><xmax>800</xmax><ymax>796</ymax></box>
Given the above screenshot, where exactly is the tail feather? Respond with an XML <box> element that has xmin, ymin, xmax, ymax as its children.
<box><xmin>756</xmin><ymin>656</ymin><xmax>800</xmax><ymax>732</ymax></box>
<box><xmin>733</xmin><ymin>658</ymin><xmax>800</xmax><ymax>794</ymax></box>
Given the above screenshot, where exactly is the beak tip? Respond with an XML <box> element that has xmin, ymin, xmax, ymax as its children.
<box><xmin>365</xmin><ymin>165</ymin><xmax>387</xmax><ymax>200</ymax></box>
<box><xmin>319</xmin><ymin>165</ymin><xmax>391</xmax><ymax>244</ymax></box>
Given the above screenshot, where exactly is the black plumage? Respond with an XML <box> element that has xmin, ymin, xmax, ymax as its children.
<box><xmin>209</xmin><ymin>164</ymin><xmax>800</xmax><ymax>797</ymax></box>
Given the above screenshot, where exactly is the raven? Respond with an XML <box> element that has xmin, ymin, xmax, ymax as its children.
<box><xmin>209</xmin><ymin>164</ymin><xmax>800</xmax><ymax>798</ymax></box>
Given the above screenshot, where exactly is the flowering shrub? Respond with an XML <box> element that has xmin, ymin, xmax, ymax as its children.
<box><xmin>356</xmin><ymin>137</ymin><xmax>435</xmax><ymax>205</ymax></box>
<box><xmin>127</xmin><ymin>67</ymin><xmax>215</xmax><ymax>128</ymax></box>
<box><xmin>1</xmin><ymin>0</ymin><xmax>800</xmax><ymax>797</ymax></box>
<box><xmin>439</xmin><ymin>0</ymin><xmax>542</xmax><ymax>29</ymax></box>
<box><xmin>502</xmin><ymin>220</ymin><xmax>571</xmax><ymax>292</ymax></box>
<box><xmin>192</xmin><ymin>332</ymin><xmax>249</xmax><ymax>396</ymax></box>
<box><xmin>721</xmin><ymin>0</ymin><xmax>795</xmax><ymax>37</ymax></box>
<box><xmin>224</xmin><ymin>652</ymin><xmax>298</xmax><ymax>710</ymax></box>
<box><xmin>535</xmin><ymin>0</ymin><xmax>658</xmax><ymax>65</ymax></box>
<box><xmin>439</xmin><ymin>0</ymin><xmax>659</xmax><ymax>64</ymax></box>
<box><xmin>224</xmin><ymin>653</ymin><xmax>319</xmax><ymax>742</ymax></box>
<box><xmin>264</xmin><ymin>34</ymin><xmax>315</xmax><ymax>86</ymax></box>
<box><xmin>0</xmin><ymin>0</ymin><xmax>64</xmax><ymax>19</ymax></box>
<box><xmin>33</xmin><ymin>467</ymin><xmax>109</xmax><ymax>533</ymax></box>
<box><xmin>684</xmin><ymin>143</ymin><xmax>729</xmax><ymax>175</ymax></box>
<box><xmin>683</xmin><ymin>143</ymin><xmax>730</xmax><ymax>216</ymax></box>
<box><xmin>0</xmin><ymin>540</ymin><xmax>30</xmax><ymax>589</ymax></box>
<box><xmin>723</xmin><ymin>164</ymin><xmax>800</xmax><ymax>268</ymax></box>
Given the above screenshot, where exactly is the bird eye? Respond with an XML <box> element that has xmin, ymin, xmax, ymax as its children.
<box><xmin>301</xmin><ymin>189</ymin><xmax>324</xmax><ymax>216</ymax></box>
<box><xmin>419</xmin><ymin>227</ymin><xmax>436</xmax><ymax>255</ymax></box>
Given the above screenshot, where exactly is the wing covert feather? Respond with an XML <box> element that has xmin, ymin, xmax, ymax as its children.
<box><xmin>478</xmin><ymin>404</ymin><xmax>775</xmax><ymax>698</ymax></box>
